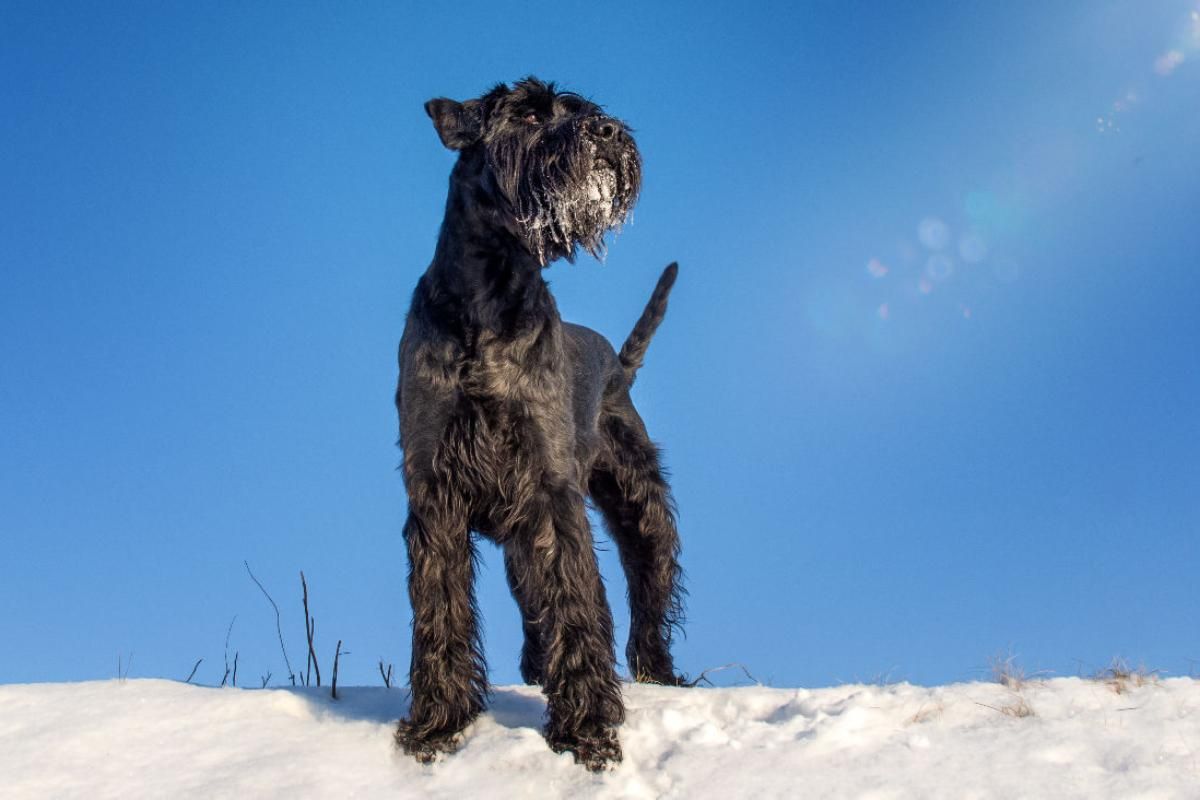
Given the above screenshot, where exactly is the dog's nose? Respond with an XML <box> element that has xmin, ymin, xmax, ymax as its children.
<box><xmin>588</xmin><ymin>117</ymin><xmax>620</xmax><ymax>141</ymax></box>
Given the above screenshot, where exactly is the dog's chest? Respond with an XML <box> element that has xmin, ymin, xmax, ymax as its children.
<box><xmin>451</xmin><ymin>336</ymin><xmax>582</xmax><ymax>500</ymax></box>
<box><xmin>448</xmin><ymin>394</ymin><xmax>574</xmax><ymax>537</ymax></box>
<box><xmin>462</xmin><ymin>327</ymin><xmax>569</xmax><ymax>405</ymax></box>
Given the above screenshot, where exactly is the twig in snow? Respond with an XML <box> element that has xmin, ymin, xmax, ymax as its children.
<box><xmin>244</xmin><ymin>560</ymin><xmax>296</xmax><ymax>686</ymax></box>
<box><xmin>379</xmin><ymin>660</ymin><xmax>393</xmax><ymax>689</ymax></box>
<box><xmin>221</xmin><ymin>615</ymin><xmax>237</xmax><ymax>687</ymax></box>
<box><xmin>685</xmin><ymin>662</ymin><xmax>760</xmax><ymax>687</ymax></box>
<box><xmin>331</xmin><ymin>640</ymin><xmax>343</xmax><ymax>700</ymax></box>
<box><xmin>301</xmin><ymin>571</ymin><xmax>321</xmax><ymax>687</ymax></box>
<box><xmin>184</xmin><ymin>658</ymin><xmax>203</xmax><ymax>684</ymax></box>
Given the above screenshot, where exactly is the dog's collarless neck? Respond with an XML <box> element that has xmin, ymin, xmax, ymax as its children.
<box><xmin>417</xmin><ymin>152</ymin><xmax>557</xmax><ymax>336</ymax></box>
<box><xmin>421</xmin><ymin>248</ymin><xmax>553</xmax><ymax>337</ymax></box>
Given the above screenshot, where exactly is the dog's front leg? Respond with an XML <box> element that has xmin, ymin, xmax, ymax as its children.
<box><xmin>395</xmin><ymin>490</ymin><xmax>487</xmax><ymax>763</ymax></box>
<box><xmin>507</xmin><ymin>484</ymin><xmax>625</xmax><ymax>771</ymax></box>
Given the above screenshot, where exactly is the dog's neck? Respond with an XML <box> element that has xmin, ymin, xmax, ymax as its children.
<box><xmin>420</xmin><ymin>157</ymin><xmax>554</xmax><ymax>336</ymax></box>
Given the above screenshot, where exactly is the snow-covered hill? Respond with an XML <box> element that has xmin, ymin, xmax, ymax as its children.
<box><xmin>2</xmin><ymin>676</ymin><xmax>1197</xmax><ymax>798</ymax></box>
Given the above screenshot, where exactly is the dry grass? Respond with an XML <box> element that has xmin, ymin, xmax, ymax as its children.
<box><xmin>976</xmin><ymin>652</ymin><xmax>1039</xmax><ymax>718</ymax></box>
<box><xmin>990</xmin><ymin>653</ymin><xmax>1027</xmax><ymax>691</ymax></box>
<box><xmin>908</xmin><ymin>701</ymin><xmax>944</xmax><ymax>725</ymax></box>
<box><xmin>999</xmin><ymin>696</ymin><xmax>1036</xmax><ymax>718</ymax></box>
<box><xmin>989</xmin><ymin>651</ymin><xmax>1054</xmax><ymax>691</ymax></box>
<box><xmin>1094</xmin><ymin>657</ymin><xmax>1160</xmax><ymax>694</ymax></box>
<box><xmin>975</xmin><ymin>695</ymin><xmax>1037</xmax><ymax>718</ymax></box>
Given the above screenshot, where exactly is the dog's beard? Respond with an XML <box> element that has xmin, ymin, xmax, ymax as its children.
<box><xmin>487</xmin><ymin>127</ymin><xmax>641</xmax><ymax>265</ymax></box>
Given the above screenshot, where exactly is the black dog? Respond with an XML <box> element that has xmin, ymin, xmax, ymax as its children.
<box><xmin>394</xmin><ymin>77</ymin><xmax>684</xmax><ymax>771</ymax></box>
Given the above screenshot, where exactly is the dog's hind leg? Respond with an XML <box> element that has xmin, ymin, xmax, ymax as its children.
<box><xmin>589</xmin><ymin>396</ymin><xmax>685</xmax><ymax>686</ymax></box>
<box><xmin>395</xmin><ymin>480</ymin><xmax>488</xmax><ymax>762</ymax></box>
<box><xmin>503</xmin><ymin>547</ymin><xmax>545</xmax><ymax>686</ymax></box>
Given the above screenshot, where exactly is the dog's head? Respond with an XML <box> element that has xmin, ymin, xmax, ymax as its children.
<box><xmin>425</xmin><ymin>77</ymin><xmax>641</xmax><ymax>265</ymax></box>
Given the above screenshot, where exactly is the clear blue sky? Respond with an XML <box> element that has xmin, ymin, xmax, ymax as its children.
<box><xmin>2</xmin><ymin>1</ymin><xmax>1198</xmax><ymax>689</ymax></box>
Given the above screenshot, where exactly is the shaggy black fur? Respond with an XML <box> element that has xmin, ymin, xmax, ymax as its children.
<box><xmin>394</xmin><ymin>77</ymin><xmax>684</xmax><ymax>771</ymax></box>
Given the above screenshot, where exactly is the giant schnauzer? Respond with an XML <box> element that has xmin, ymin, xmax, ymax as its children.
<box><xmin>394</xmin><ymin>77</ymin><xmax>684</xmax><ymax>771</ymax></box>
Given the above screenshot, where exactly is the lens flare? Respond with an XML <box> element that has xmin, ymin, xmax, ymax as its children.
<box><xmin>958</xmin><ymin>232</ymin><xmax>987</xmax><ymax>263</ymax></box>
<box><xmin>855</xmin><ymin>4</ymin><xmax>1193</xmax><ymax>340</ymax></box>
<box><xmin>918</xmin><ymin>217</ymin><xmax>951</xmax><ymax>250</ymax></box>
<box><xmin>1099</xmin><ymin>5</ymin><xmax>1199</xmax><ymax>133</ymax></box>
<box><xmin>925</xmin><ymin>254</ymin><xmax>954</xmax><ymax>281</ymax></box>
<box><xmin>1155</xmin><ymin>50</ymin><xmax>1185</xmax><ymax>75</ymax></box>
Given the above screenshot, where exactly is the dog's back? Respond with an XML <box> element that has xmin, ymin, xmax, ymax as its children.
<box><xmin>562</xmin><ymin>262</ymin><xmax>680</xmax><ymax>465</ymax></box>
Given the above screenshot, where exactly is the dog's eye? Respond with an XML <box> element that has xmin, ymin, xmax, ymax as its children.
<box><xmin>523</xmin><ymin>112</ymin><xmax>540</xmax><ymax>124</ymax></box>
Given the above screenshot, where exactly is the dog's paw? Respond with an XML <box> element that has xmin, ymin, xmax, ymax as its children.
<box><xmin>394</xmin><ymin>719</ymin><xmax>464</xmax><ymax>764</ymax></box>
<box><xmin>547</xmin><ymin>724</ymin><xmax>623</xmax><ymax>772</ymax></box>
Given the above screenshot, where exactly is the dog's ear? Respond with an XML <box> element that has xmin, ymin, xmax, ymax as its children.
<box><xmin>424</xmin><ymin>98</ymin><xmax>483</xmax><ymax>150</ymax></box>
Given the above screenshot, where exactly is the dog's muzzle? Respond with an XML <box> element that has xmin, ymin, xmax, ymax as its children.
<box><xmin>587</xmin><ymin>161</ymin><xmax>618</xmax><ymax>203</ymax></box>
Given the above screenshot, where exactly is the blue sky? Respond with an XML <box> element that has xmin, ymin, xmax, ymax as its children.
<box><xmin>2</xmin><ymin>1</ymin><xmax>1197</xmax><ymax>689</ymax></box>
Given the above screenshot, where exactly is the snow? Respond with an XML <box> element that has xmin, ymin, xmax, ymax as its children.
<box><xmin>2</xmin><ymin>677</ymin><xmax>1198</xmax><ymax>798</ymax></box>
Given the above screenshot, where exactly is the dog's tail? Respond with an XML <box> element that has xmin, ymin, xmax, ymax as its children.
<box><xmin>619</xmin><ymin>262</ymin><xmax>679</xmax><ymax>384</ymax></box>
